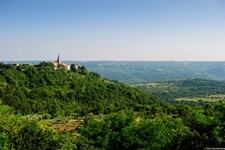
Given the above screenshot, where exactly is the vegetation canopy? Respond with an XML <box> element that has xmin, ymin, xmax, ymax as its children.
<box><xmin>0</xmin><ymin>62</ymin><xmax>225</xmax><ymax>149</ymax></box>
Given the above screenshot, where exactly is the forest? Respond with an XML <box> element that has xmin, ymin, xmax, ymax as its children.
<box><xmin>1</xmin><ymin>62</ymin><xmax>225</xmax><ymax>149</ymax></box>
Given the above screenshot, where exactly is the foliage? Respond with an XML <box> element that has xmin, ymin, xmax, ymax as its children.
<box><xmin>1</xmin><ymin>62</ymin><xmax>225</xmax><ymax>149</ymax></box>
<box><xmin>0</xmin><ymin>102</ymin><xmax>78</xmax><ymax>149</ymax></box>
<box><xmin>0</xmin><ymin>62</ymin><xmax>161</xmax><ymax>116</ymax></box>
<box><xmin>78</xmin><ymin>103</ymin><xmax>225</xmax><ymax>149</ymax></box>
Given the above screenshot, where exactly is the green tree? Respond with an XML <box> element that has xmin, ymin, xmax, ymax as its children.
<box><xmin>12</xmin><ymin>123</ymin><xmax>58</xmax><ymax>150</ymax></box>
<box><xmin>71</xmin><ymin>64</ymin><xmax>77</xmax><ymax>72</ymax></box>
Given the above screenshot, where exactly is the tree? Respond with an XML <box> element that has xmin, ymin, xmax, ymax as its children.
<box><xmin>12</xmin><ymin>123</ymin><xmax>59</xmax><ymax>150</ymax></box>
<box><xmin>71</xmin><ymin>64</ymin><xmax>77</xmax><ymax>72</ymax></box>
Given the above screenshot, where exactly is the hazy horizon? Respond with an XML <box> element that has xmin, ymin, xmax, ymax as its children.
<box><xmin>1</xmin><ymin>0</ymin><xmax>225</xmax><ymax>61</ymax></box>
<box><xmin>2</xmin><ymin>59</ymin><xmax>225</xmax><ymax>62</ymax></box>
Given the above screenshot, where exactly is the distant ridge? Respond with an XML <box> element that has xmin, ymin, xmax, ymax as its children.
<box><xmin>2</xmin><ymin>61</ymin><xmax>225</xmax><ymax>83</ymax></box>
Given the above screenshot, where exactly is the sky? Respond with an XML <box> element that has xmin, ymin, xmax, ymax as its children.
<box><xmin>0</xmin><ymin>0</ymin><xmax>225</xmax><ymax>61</ymax></box>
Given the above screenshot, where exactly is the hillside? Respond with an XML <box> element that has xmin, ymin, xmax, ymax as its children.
<box><xmin>1</xmin><ymin>62</ymin><xmax>225</xmax><ymax>149</ymax></box>
<box><xmin>132</xmin><ymin>78</ymin><xmax>225</xmax><ymax>104</ymax></box>
<box><xmin>0</xmin><ymin>62</ymin><xmax>162</xmax><ymax>116</ymax></box>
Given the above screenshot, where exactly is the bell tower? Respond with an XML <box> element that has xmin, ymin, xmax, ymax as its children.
<box><xmin>57</xmin><ymin>54</ymin><xmax>61</xmax><ymax>65</ymax></box>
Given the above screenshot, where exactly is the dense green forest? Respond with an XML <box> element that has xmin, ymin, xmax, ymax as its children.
<box><xmin>1</xmin><ymin>62</ymin><xmax>225</xmax><ymax>149</ymax></box>
<box><xmin>0</xmin><ymin>62</ymin><xmax>162</xmax><ymax>116</ymax></box>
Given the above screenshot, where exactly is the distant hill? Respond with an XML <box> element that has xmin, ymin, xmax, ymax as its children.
<box><xmin>132</xmin><ymin>78</ymin><xmax>225</xmax><ymax>103</ymax></box>
<box><xmin>3</xmin><ymin>61</ymin><xmax>225</xmax><ymax>84</ymax></box>
<box><xmin>79</xmin><ymin>61</ymin><xmax>225</xmax><ymax>84</ymax></box>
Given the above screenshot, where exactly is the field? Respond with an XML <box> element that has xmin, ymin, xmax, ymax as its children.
<box><xmin>37</xmin><ymin>116</ymin><xmax>83</xmax><ymax>132</ymax></box>
<box><xmin>176</xmin><ymin>94</ymin><xmax>225</xmax><ymax>102</ymax></box>
<box><xmin>132</xmin><ymin>78</ymin><xmax>225</xmax><ymax>103</ymax></box>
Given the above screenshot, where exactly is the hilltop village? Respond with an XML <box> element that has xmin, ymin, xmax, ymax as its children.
<box><xmin>13</xmin><ymin>55</ymin><xmax>82</xmax><ymax>71</ymax></box>
<box><xmin>51</xmin><ymin>55</ymin><xmax>81</xmax><ymax>70</ymax></box>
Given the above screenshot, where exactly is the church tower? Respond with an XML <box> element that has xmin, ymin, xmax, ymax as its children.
<box><xmin>57</xmin><ymin>54</ymin><xmax>61</xmax><ymax>65</ymax></box>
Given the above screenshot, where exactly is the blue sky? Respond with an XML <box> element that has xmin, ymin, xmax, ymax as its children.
<box><xmin>0</xmin><ymin>0</ymin><xmax>225</xmax><ymax>61</ymax></box>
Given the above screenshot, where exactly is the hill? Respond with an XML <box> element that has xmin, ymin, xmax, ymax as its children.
<box><xmin>0</xmin><ymin>62</ymin><xmax>162</xmax><ymax>116</ymax></box>
<box><xmin>79</xmin><ymin>61</ymin><xmax>225</xmax><ymax>84</ymax></box>
<box><xmin>132</xmin><ymin>78</ymin><xmax>225</xmax><ymax>104</ymax></box>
